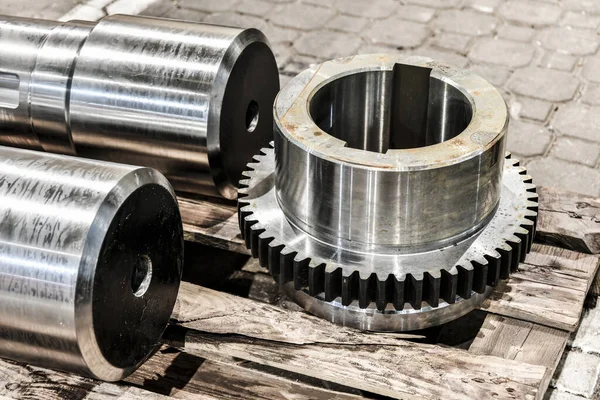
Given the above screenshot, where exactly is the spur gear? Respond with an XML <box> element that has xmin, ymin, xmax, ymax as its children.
<box><xmin>238</xmin><ymin>54</ymin><xmax>538</xmax><ymax>331</ymax></box>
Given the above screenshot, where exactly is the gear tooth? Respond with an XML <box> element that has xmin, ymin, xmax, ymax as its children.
<box><xmin>520</xmin><ymin>219</ymin><xmax>535</xmax><ymax>253</ymax></box>
<box><xmin>267</xmin><ymin>242</ymin><xmax>284</xmax><ymax>277</ymax></box>
<box><xmin>238</xmin><ymin>179</ymin><xmax>251</xmax><ymax>190</ymax></box>
<box><xmin>392</xmin><ymin>275</ymin><xmax>406</xmax><ymax>311</ymax></box>
<box><xmin>456</xmin><ymin>264</ymin><xmax>473</xmax><ymax>299</ymax></box>
<box><xmin>526</xmin><ymin>192</ymin><xmax>539</xmax><ymax>202</ymax></box>
<box><xmin>279</xmin><ymin>249</ymin><xmax>296</xmax><ymax>284</ymax></box>
<box><xmin>496</xmin><ymin>246</ymin><xmax>511</xmax><ymax>279</ymax></box>
<box><xmin>484</xmin><ymin>254</ymin><xmax>501</xmax><ymax>287</ymax></box>
<box><xmin>406</xmin><ymin>274</ymin><xmax>423</xmax><ymax>310</ymax></box>
<box><xmin>524</xmin><ymin>183</ymin><xmax>536</xmax><ymax>193</ymax></box>
<box><xmin>257</xmin><ymin>233</ymin><xmax>274</xmax><ymax>268</ymax></box>
<box><xmin>507</xmin><ymin>233</ymin><xmax>525</xmax><ymax>265</ymax></box>
<box><xmin>243</xmin><ymin>219</ymin><xmax>258</xmax><ymax>250</ymax></box>
<box><xmin>471</xmin><ymin>260</ymin><xmax>488</xmax><ymax>294</ymax></box>
<box><xmin>441</xmin><ymin>268</ymin><xmax>458</xmax><ymax>304</ymax></box>
<box><xmin>324</xmin><ymin>268</ymin><xmax>342</xmax><ymax>302</ymax></box>
<box><xmin>521</xmin><ymin>174</ymin><xmax>533</xmax><ymax>183</ymax></box>
<box><xmin>293</xmin><ymin>257</ymin><xmax>310</xmax><ymax>290</ymax></box>
<box><xmin>358</xmin><ymin>274</ymin><xmax>378</xmax><ymax>309</ymax></box>
<box><xmin>341</xmin><ymin>271</ymin><xmax>359</xmax><ymax>307</ymax></box>
<box><xmin>423</xmin><ymin>271</ymin><xmax>441</xmax><ymax>308</ymax></box>
<box><xmin>248</xmin><ymin>224</ymin><xmax>265</xmax><ymax>258</ymax></box>
<box><xmin>308</xmin><ymin>263</ymin><xmax>325</xmax><ymax>296</ymax></box>
<box><xmin>505</xmin><ymin>151</ymin><xmax>512</xmax><ymax>159</ymax></box>
<box><xmin>375</xmin><ymin>276</ymin><xmax>392</xmax><ymax>311</ymax></box>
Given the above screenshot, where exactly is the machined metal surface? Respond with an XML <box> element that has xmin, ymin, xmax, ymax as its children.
<box><xmin>0</xmin><ymin>14</ymin><xmax>280</xmax><ymax>199</ymax></box>
<box><xmin>239</xmin><ymin>54</ymin><xmax>538</xmax><ymax>331</ymax></box>
<box><xmin>0</xmin><ymin>146</ymin><xmax>184</xmax><ymax>380</ymax></box>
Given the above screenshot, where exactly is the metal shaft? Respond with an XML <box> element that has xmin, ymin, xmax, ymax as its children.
<box><xmin>0</xmin><ymin>146</ymin><xmax>183</xmax><ymax>381</ymax></box>
<box><xmin>0</xmin><ymin>14</ymin><xmax>280</xmax><ymax>199</ymax></box>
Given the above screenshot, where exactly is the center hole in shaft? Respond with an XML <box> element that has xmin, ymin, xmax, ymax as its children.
<box><xmin>245</xmin><ymin>100</ymin><xmax>260</xmax><ymax>133</ymax></box>
<box><xmin>309</xmin><ymin>63</ymin><xmax>473</xmax><ymax>153</ymax></box>
<box><xmin>131</xmin><ymin>255</ymin><xmax>153</xmax><ymax>297</ymax></box>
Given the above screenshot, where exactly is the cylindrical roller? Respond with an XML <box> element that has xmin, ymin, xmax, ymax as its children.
<box><xmin>0</xmin><ymin>146</ymin><xmax>183</xmax><ymax>381</ymax></box>
<box><xmin>0</xmin><ymin>14</ymin><xmax>280</xmax><ymax>199</ymax></box>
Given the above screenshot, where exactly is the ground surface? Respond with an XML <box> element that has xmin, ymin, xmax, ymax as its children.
<box><xmin>1</xmin><ymin>0</ymin><xmax>600</xmax><ymax>399</ymax></box>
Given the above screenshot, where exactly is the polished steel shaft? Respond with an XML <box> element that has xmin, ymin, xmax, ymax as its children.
<box><xmin>0</xmin><ymin>14</ymin><xmax>279</xmax><ymax>199</ymax></box>
<box><xmin>0</xmin><ymin>146</ymin><xmax>183</xmax><ymax>381</ymax></box>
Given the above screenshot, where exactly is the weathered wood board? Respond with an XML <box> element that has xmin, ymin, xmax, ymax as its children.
<box><xmin>1</xmin><ymin>188</ymin><xmax>599</xmax><ymax>400</ymax></box>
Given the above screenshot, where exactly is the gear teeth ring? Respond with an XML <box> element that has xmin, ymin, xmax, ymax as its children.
<box><xmin>239</xmin><ymin>145</ymin><xmax>537</xmax><ymax>315</ymax></box>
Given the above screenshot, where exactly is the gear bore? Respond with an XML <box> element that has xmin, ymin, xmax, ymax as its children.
<box><xmin>239</xmin><ymin>54</ymin><xmax>538</xmax><ymax>331</ymax></box>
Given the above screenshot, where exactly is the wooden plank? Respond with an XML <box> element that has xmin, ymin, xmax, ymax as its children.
<box><xmin>0</xmin><ymin>357</ymin><xmax>168</xmax><ymax>400</ymax></box>
<box><xmin>537</xmin><ymin>187</ymin><xmax>600</xmax><ymax>254</ymax></box>
<box><xmin>171</xmin><ymin>330</ymin><xmax>547</xmax><ymax>400</ymax></box>
<box><xmin>125</xmin><ymin>347</ymin><xmax>361</xmax><ymax>400</ymax></box>
<box><xmin>479</xmin><ymin>244</ymin><xmax>599</xmax><ymax>331</ymax></box>
<box><xmin>469</xmin><ymin>314</ymin><xmax>569</xmax><ymax>400</ymax></box>
<box><xmin>178</xmin><ymin>196</ymin><xmax>247</xmax><ymax>254</ymax></box>
<box><xmin>172</xmin><ymin>281</ymin><xmax>422</xmax><ymax>344</ymax></box>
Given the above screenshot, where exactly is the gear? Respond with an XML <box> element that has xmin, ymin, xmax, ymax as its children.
<box><xmin>238</xmin><ymin>54</ymin><xmax>538</xmax><ymax>331</ymax></box>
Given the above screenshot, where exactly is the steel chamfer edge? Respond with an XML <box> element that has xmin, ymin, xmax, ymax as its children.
<box><xmin>238</xmin><ymin>54</ymin><xmax>538</xmax><ymax>332</ymax></box>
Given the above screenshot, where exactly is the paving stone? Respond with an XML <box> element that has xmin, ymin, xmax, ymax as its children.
<box><xmin>546</xmin><ymin>388</ymin><xmax>589</xmax><ymax>400</ymax></box>
<box><xmin>469</xmin><ymin>38</ymin><xmax>535</xmax><ymax>68</ymax></box>
<box><xmin>403</xmin><ymin>0</ymin><xmax>462</xmax><ymax>8</ymax></box>
<box><xmin>60</xmin><ymin>4</ymin><xmax>105</xmax><ymax>21</ymax></box>
<box><xmin>416</xmin><ymin>47</ymin><xmax>468</xmax><ymax>67</ymax></box>
<box><xmin>366</xmin><ymin>18</ymin><xmax>430</xmax><ymax>48</ymax></box>
<box><xmin>0</xmin><ymin>0</ymin><xmax>76</xmax><ymax>19</ymax></box>
<box><xmin>178</xmin><ymin>0</ymin><xmax>240</xmax><ymax>13</ymax></box>
<box><xmin>499</xmin><ymin>0</ymin><xmax>562</xmax><ymax>27</ymax></box>
<box><xmin>162</xmin><ymin>6</ymin><xmax>208</xmax><ymax>22</ymax></box>
<box><xmin>396</xmin><ymin>4</ymin><xmax>436</xmax><ymax>23</ymax></box>
<box><xmin>509</xmin><ymin>67</ymin><xmax>580</xmax><ymax>102</ymax></box>
<box><xmin>496</xmin><ymin>24</ymin><xmax>536</xmax><ymax>43</ymax></box>
<box><xmin>552</xmin><ymin>351</ymin><xmax>600</xmax><ymax>398</ymax></box>
<box><xmin>235</xmin><ymin>0</ymin><xmax>274</xmax><ymax>17</ymax></box>
<box><xmin>526</xmin><ymin>157</ymin><xmax>600</xmax><ymax>196</ymax></box>
<box><xmin>560</xmin><ymin>0</ymin><xmax>600</xmax><ymax>15</ymax></box>
<box><xmin>581</xmin><ymin>83</ymin><xmax>600</xmax><ymax>105</ymax></box>
<box><xmin>540</xmin><ymin>52</ymin><xmax>579</xmax><ymax>72</ymax></box>
<box><xmin>433</xmin><ymin>9</ymin><xmax>497</xmax><ymax>36</ymax></box>
<box><xmin>334</xmin><ymin>0</ymin><xmax>398</xmax><ymax>19</ymax></box>
<box><xmin>507</xmin><ymin>119</ymin><xmax>553</xmax><ymax>157</ymax></box>
<box><xmin>107</xmin><ymin>0</ymin><xmax>158</xmax><ymax>16</ymax></box>
<box><xmin>553</xmin><ymin>103</ymin><xmax>600</xmax><ymax>143</ymax></box>
<box><xmin>467</xmin><ymin>0</ymin><xmax>501</xmax><ymax>14</ymax></box>
<box><xmin>203</xmin><ymin>12</ymin><xmax>268</xmax><ymax>30</ymax></box>
<box><xmin>561</xmin><ymin>11</ymin><xmax>600</xmax><ymax>29</ymax></box>
<box><xmin>358</xmin><ymin>43</ymin><xmax>398</xmax><ymax>54</ymax></box>
<box><xmin>582</xmin><ymin>56</ymin><xmax>600</xmax><ymax>84</ymax></box>
<box><xmin>295</xmin><ymin>30</ymin><xmax>362</xmax><ymax>59</ymax></box>
<box><xmin>263</xmin><ymin>24</ymin><xmax>300</xmax><ymax>44</ymax></box>
<box><xmin>572</xmin><ymin>303</ymin><xmax>600</xmax><ymax>355</ymax></box>
<box><xmin>328</xmin><ymin>15</ymin><xmax>370</xmax><ymax>34</ymax></box>
<box><xmin>432</xmin><ymin>33</ymin><xmax>472</xmax><ymax>53</ymax></box>
<box><xmin>272</xmin><ymin>42</ymin><xmax>294</xmax><ymax>67</ymax></box>
<box><xmin>551</xmin><ymin>136</ymin><xmax>600</xmax><ymax>167</ymax></box>
<box><xmin>468</xmin><ymin>64</ymin><xmax>510</xmax><ymax>86</ymax></box>
<box><xmin>269</xmin><ymin>3</ymin><xmax>335</xmax><ymax>31</ymax></box>
<box><xmin>510</xmin><ymin>96</ymin><xmax>553</xmax><ymax>122</ymax></box>
<box><xmin>282</xmin><ymin>54</ymin><xmax>319</xmax><ymax>75</ymax></box>
<box><xmin>140</xmin><ymin>0</ymin><xmax>176</xmax><ymax>17</ymax></box>
<box><xmin>538</xmin><ymin>27</ymin><xmax>600</xmax><ymax>56</ymax></box>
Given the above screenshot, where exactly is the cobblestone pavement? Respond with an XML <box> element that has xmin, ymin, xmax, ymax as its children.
<box><xmin>142</xmin><ymin>0</ymin><xmax>600</xmax><ymax>197</ymax></box>
<box><xmin>1</xmin><ymin>0</ymin><xmax>600</xmax><ymax>398</ymax></box>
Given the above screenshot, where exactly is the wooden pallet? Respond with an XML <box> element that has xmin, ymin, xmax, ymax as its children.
<box><xmin>1</xmin><ymin>186</ymin><xmax>599</xmax><ymax>400</ymax></box>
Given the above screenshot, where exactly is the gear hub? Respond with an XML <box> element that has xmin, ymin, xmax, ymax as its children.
<box><xmin>239</xmin><ymin>54</ymin><xmax>538</xmax><ymax>331</ymax></box>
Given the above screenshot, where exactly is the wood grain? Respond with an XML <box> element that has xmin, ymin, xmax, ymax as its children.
<box><xmin>480</xmin><ymin>244</ymin><xmax>599</xmax><ymax>331</ymax></box>
<box><xmin>469</xmin><ymin>314</ymin><xmax>569</xmax><ymax>400</ymax></box>
<box><xmin>178</xmin><ymin>196</ymin><xmax>247</xmax><ymax>254</ymax></box>
<box><xmin>174</xmin><ymin>330</ymin><xmax>547</xmax><ymax>400</ymax></box>
<box><xmin>172</xmin><ymin>281</ymin><xmax>422</xmax><ymax>344</ymax></box>
<box><xmin>536</xmin><ymin>187</ymin><xmax>600</xmax><ymax>254</ymax></box>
